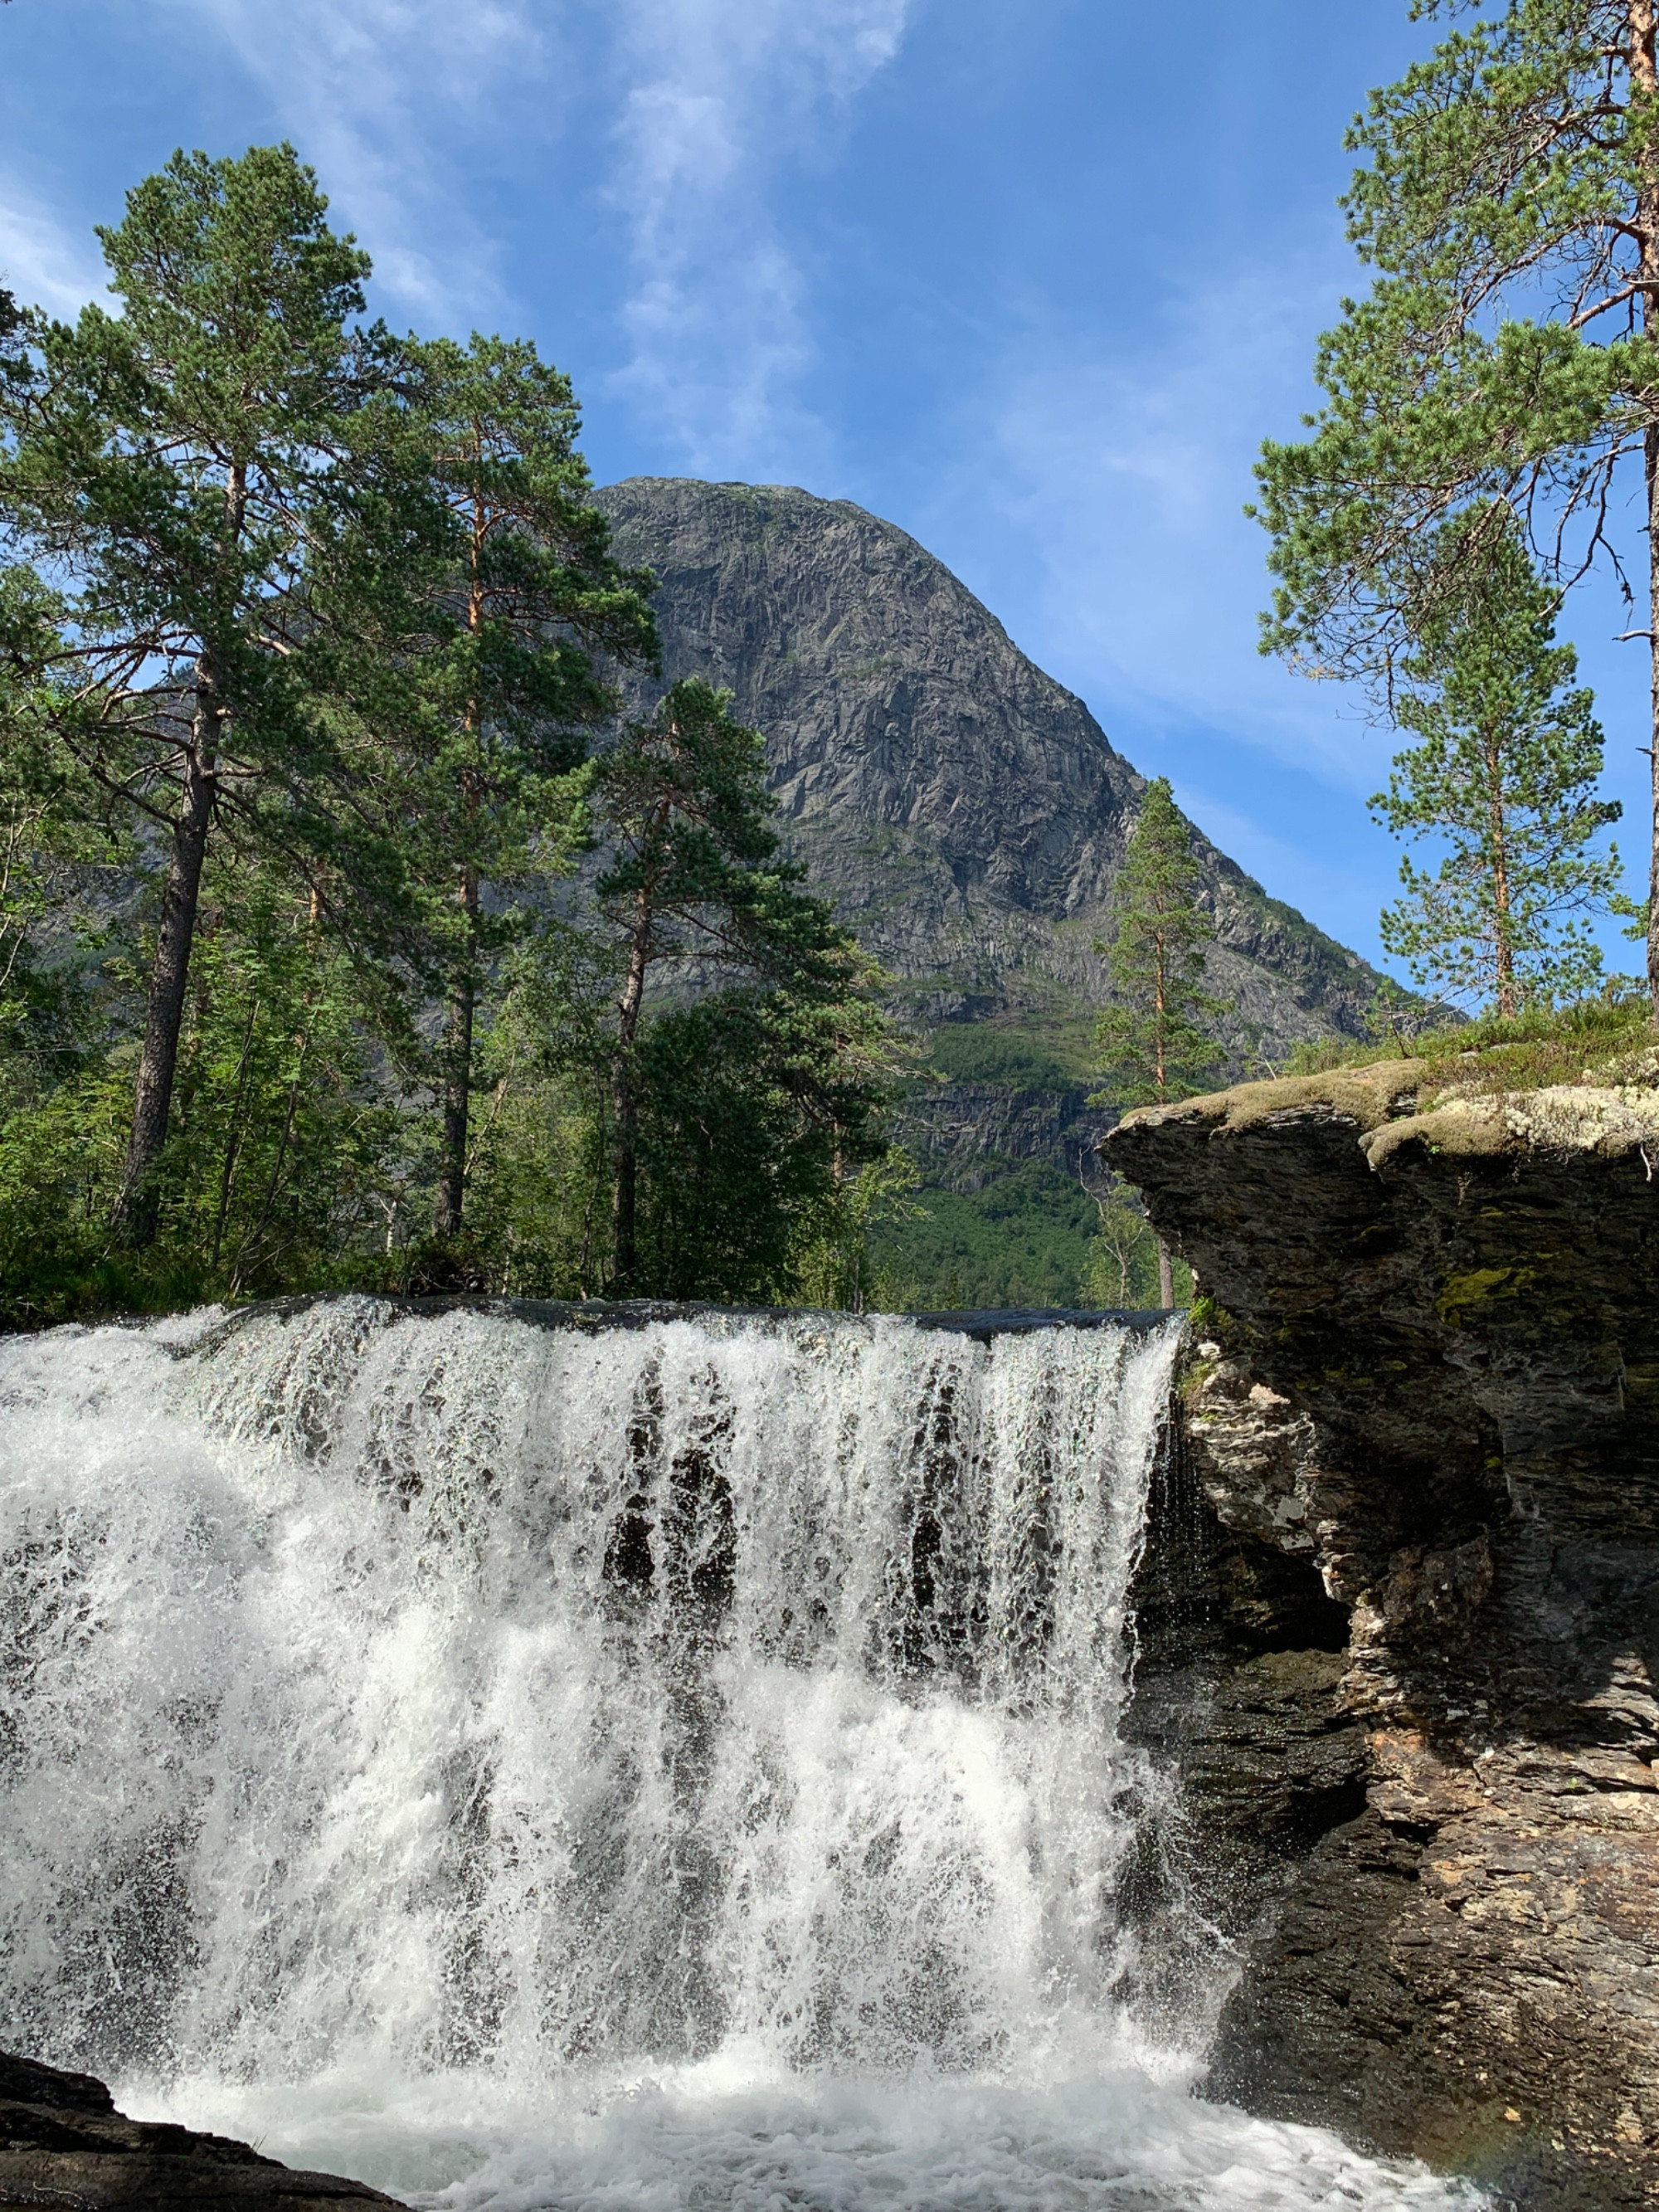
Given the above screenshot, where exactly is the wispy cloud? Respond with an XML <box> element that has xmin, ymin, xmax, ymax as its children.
<box><xmin>0</xmin><ymin>175</ymin><xmax>108</xmax><ymax>319</ymax></box>
<box><xmin>603</xmin><ymin>0</ymin><xmax>913</xmax><ymax>475</ymax></box>
<box><xmin>150</xmin><ymin>0</ymin><xmax>912</xmax><ymax>460</ymax></box>
<box><xmin>937</xmin><ymin>251</ymin><xmax>1384</xmax><ymax>794</ymax></box>
<box><xmin>159</xmin><ymin>0</ymin><xmax>551</xmax><ymax>321</ymax></box>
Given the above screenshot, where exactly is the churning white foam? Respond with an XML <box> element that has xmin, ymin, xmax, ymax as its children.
<box><xmin>0</xmin><ymin>1300</ymin><xmax>1484</xmax><ymax>2210</ymax></box>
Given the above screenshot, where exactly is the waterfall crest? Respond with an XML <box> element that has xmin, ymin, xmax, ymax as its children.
<box><xmin>0</xmin><ymin>1299</ymin><xmax>1483</xmax><ymax>2210</ymax></box>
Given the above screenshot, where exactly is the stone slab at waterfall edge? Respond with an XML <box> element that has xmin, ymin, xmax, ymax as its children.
<box><xmin>0</xmin><ymin>2053</ymin><xmax>401</xmax><ymax>2211</ymax></box>
<box><xmin>1107</xmin><ymin>1052</ymin><xmax>1659</xmax><ymax>2212</ymax></box>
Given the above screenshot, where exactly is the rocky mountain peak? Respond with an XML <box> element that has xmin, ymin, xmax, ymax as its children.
<box><xmin>596</xmin><ymin>475</ymin><xmax>1383</xmax><ymax>1050</ymax></box>
<box><xmin>594</xmin><ymin>475</ymin><xmax>1388</xmax><ymax>1305</ymax></box>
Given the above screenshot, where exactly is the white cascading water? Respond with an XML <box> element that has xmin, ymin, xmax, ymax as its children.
<box><xmin>0</xmin><ymin>1299</ymin><xmax>1480</xmax><ymax>2210</ymax></box>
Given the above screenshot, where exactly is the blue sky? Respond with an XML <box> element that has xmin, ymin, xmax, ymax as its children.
<box><xmin>1</xmin><ymin>0</ymin><xmax>1647</xmax><ymax>976</ymax></box>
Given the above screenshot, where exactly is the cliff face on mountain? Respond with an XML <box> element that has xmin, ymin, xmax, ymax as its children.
<box><xmin>1110</xmin><ymin>1055</ymin><xmax>1659</xmax><ymax>2211</ymax></box>
<box><xmin>594</xmin><ymin>478</ymin><xmax>1389</xmax><ymax>1295</ymax></box>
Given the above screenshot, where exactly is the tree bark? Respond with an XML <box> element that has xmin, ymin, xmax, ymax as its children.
<box><xmin>113</xmin><ymin>704</ymin><xmax>216</xmax><ymax>1243</ymax></box>
<box><xmin>432</xmin><ymin>948</ymin><xmax>475</xmax><ymax>1240</ymax></box>
<box><xmin>611</xmin><ymin>889</ymin><xmax>652</xmax><ymax>1294</ymax></box>
<box><xmin>432</xmin><ymin>840</ymin><xmax>479</xmax><ymax>1238</ymax></box>
<box><xmin>1157</xmin><ymin>1236</ymin><xmax>1175</xmax><ymax>1310</ymax></box>
<box><xmin>1647</xmin><ymin>412</ymin><xmax>1659</xmax><ymax>1008</ymax></box>
<box><xmin>1632</xmin><ymin>0</ymin><xmax>1659</xmax><ymax>1006</ymax></box>
<box><xmin>1484</xmin><ymin>726</ymin><xmax>1516</xmax><ymax>1016</ymax></box>
<box><xmin>434</xmin><ymin>492</ymin><xmax>491</xmax><ymax>1240</ymax></box>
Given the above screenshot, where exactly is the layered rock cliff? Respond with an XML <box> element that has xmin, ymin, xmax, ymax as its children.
<box><xmin>594</xmin><ymin>478</ymin><xmax>1392</xmax><ymax>1297</ymax></box>
<box><xmin>1109</xmin><ymin>1047</ymin><xmax>1659</xmax><ymax>2210</ymax></box>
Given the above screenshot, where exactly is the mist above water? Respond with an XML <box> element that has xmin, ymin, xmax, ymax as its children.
<box><xmin>0</xmin><ymin>1299</ymin><xmax>1483</xmax><ymax>2210</ymax></box>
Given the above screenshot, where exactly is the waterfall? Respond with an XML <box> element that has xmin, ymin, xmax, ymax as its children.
<box><xmin>0</xmin><ymin>1299</ymin><xmax>1482</xmax><ymax>2210</ymax></box>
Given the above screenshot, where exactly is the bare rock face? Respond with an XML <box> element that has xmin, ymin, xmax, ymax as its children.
<box><xmin>1107</xmin><ymin>1065</ymin><xmax>1659</xmax><ymax>2210</ymax></box>
<box><xmin>592</xmin><ymin>479</ymin><xmax>1389</xmax><ymax>1125</ymax></box>
<box><xmin>0</xmin><ymin>2052</ymin><xmax>401</xmax><ymax>2211</ymax></box>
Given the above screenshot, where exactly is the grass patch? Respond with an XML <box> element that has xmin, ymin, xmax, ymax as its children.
<box><xmin>1282</xmin><ymin>992</ymin><xmax>1657</xmax><ymax>1099</ymax></box>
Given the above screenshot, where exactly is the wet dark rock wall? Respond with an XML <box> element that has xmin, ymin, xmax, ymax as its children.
<box><xmin>1111</xmin><ymin>1063</ymin><xmax>1659</xmax><ymax>2211</ymax></box>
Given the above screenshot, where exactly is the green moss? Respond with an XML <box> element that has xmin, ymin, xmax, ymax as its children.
<box><xmin>1437</xmin><ymin>1265</ymin><xmax>1536</xmax><ymax>1323</ymax></box>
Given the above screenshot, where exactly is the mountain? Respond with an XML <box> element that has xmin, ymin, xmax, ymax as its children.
<box><xmin>594</xmin><ymin>477</ymin><xmax>1386</xmax><ymax>1304</ymax></box>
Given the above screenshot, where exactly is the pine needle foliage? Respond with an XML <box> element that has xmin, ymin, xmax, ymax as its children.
<box><xmin>1373</xmin><ymin>509</ymin><xmax>1623</xmax><ymax>1011</ymax></box>
<box><xmin>1249</xmin><ymin>1</ymin><xmax>1659</xmax><ymax>1006</ymax></box>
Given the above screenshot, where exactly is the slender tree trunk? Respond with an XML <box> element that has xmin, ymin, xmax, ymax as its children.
<box><xmin>433</xmin><ymin>836</ymin><xmax>480</xmax><ymax>1240</ymax></box>
<box><xmin>1157</xmin><ymin>1238</ymin><xmax>1175</xmax><ymax>1310</ymax></box>
<box><xmin>610</xmin><ymin>792</ymin><xmax>671</xmax><ymax>1294</ymax></box>
<box><xmin>114</xmin><ymin>698</ymin><xmax>216</xmax><ymax>1243</ymax></box>
<box><xmin>434</xmin><ymin>495</ymin><xmax>491</xmax><ymax>1238</ymax></box>
<box><xmin>116</xmin><ymin>460</ymin><xmax>249</xmax><ymax>1242</ymax></box>
<box><xmin>1647</xmin><ymin>414</ymin><xmax>1659</xmax><ymax>1010</ymax></box>
<box><xmin>210</xmin><ymin>1001</ymin><xmax>261</xmax><ymax>1273</ymax></box>
<box><xmin>611</xmin><ymin>888</ymin><xmax>653</xmax><ymax>1294</ymax></box>
<box><xmin>1632</xmin><ymin>0</ymin><xmax>1659</xmax><ymax>1007</ymax></box>
<box><xmin>432</xmin><ymin>933</ymin><xmax>476</xmax><ymax>1239</ymax></box>
<box><xmin>1483</xmin><ymin>727</ymin><xmax>1517</xmax><ymax>1016</ymax></box>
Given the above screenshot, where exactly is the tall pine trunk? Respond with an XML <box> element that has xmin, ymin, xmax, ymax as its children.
<box><xmin>1634</xmin><ymin>0</ymin><xmax>1659</xmax><ymax>1008</ymax></box>
<box><xmin>1647</xmin><ymin>411</ymin><xmax>1659</xmax><ymax>1008</ymax></box>
<box><xmin>113</xmin><ymin>675</ymin><xmax>217</xmax><ymax>1244</ymax></box>
<box><xmin>432</xmin><ymin>874</ymin><xmax>478</xmax><ymax>1240</ymax></box>
<box><xmin>433</xmin><ymin>517</ymin><xmax>489</xmax><ymax>1240</ymax></box>
<box><xmin>1482</xmin><ymin>725</ymin><xmax>1517</xmax><ymax>1017</ymax></box>
<box><xmin>115</xmin><ymin>463</ymin><xmax>247</xmax><ymax>1243</ymax></box>
<box><xmin>611</xmin><ymin>889</ymin><xmax>652</xmax><ymax>1294</ymax></box>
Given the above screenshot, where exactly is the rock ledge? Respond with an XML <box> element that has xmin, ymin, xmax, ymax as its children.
<box><xmin>0</xmin><ymin>2054</ymin><xmax>402</xmax><ymax>2211</ymax></box>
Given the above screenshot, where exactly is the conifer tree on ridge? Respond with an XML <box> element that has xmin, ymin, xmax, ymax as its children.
<box><xmin>1252</xmin><ymin>1</ymin><xmax>1659</xmax><ymax>1009</ymax></box>
<box><xmin>1090</xmin><ymin>777</ymin><xmax>1228</xmax><ymax>1307</ymax></box>
<box><xmin>1372</xmin><ymin>510</ymin><xmax>1623</xmax><ymax>1013</ymax></box>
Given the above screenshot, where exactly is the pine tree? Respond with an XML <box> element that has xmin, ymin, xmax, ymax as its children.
<box><xmin>0</xmin><ymin>146</ymin><xmax>428</xmax><ymax>1241</ymax></box>
<box><xmin>1373</xmin><ymin>512</ymin><xmax>1622</xmax><ymax>1011</ymax></box>
<box><xmin>399</xmin><ymin>334</ymin><xmax>656</xmax><ymax>1242</ymax></box>
<box><xmin>591</xmin><ymin>677</ymin><xmax>893</xmax><ymax>1295</ymax></box>
<box><xmin>1089</xmin><ymin>777</ymin><xmax>1228</xmax><ymax>1308</ymax></box>
<box><xmin>1092</xmin><ymin>778</ymin><xmax>1228</xmax><ymax>1106</ymax></box>
<box><xmin>1250</xmin><ymin>2</ymin><xmax>1659</xmax><ymax>1008</ymax></box>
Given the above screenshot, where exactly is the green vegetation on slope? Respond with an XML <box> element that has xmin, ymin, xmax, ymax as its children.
<box><xmin>868</xmin><ymin>1160</ymin><xmax>1103</xmax><ymax>1312</ymax></box>
<box><xmin>867</xmin><ymin>1016</ymin><xmax>1175</xmax><ymax>1312</ymax></box>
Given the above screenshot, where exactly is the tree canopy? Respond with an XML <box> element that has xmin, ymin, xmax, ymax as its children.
<box><xmin>0</xmin><ymin>144</ymin><xmax>430</xmax><ymax>1237</ymax></box>
<box><xmin>1252</xmin><ymin>0</ymin><xmax>1659</xmax><ymax>998</ymax></box>
<box><xmin>1370</xmin><ymin>507</ymin><xmax>1623</xmax><ymax>1010</ymax></box>
<box><xmin>0</xmin><ymin>149</ymin><xmax>903</xmax><ymax>1322</ymax></box>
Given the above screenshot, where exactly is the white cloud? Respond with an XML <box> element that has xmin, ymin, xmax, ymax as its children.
<box><xmin>0</xmin><ymin>177</ymin><xmax>107</xmax><ymax>319</ymax></box>
<box><xmin>159</xmin><ymin>0</ymin><xmax>552</xmax><ymax>321</ymax></box>
<box><xmin>603</xmin><ymin>0</ymin><xmax>912</xmax><ymax>475</ymax></box>
<box><xmin>145</xmin><ymin>0</ymin><xmax>912</xmax><ymax>459</ymax></box>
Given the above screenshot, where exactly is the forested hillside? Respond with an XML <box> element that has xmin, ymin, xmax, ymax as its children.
<box><xmin>596</xmin><ymin>477</ymin><xmax>1392</xmax><ymax>1304</ymax></box>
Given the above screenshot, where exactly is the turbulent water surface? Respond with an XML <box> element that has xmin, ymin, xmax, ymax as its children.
<box><xmin>0</xmin><ymin>1300</ymin><xmax>1483</xmax><ymax>2210</ymax></box>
